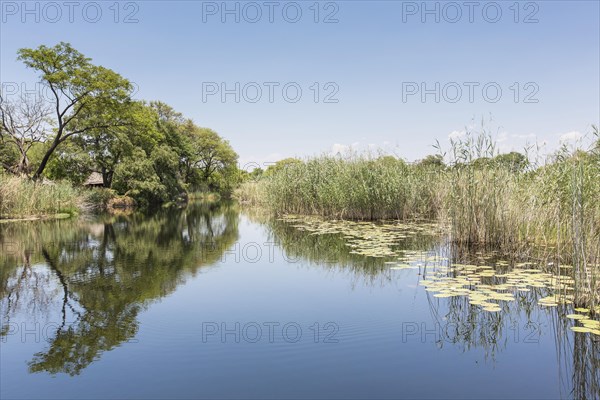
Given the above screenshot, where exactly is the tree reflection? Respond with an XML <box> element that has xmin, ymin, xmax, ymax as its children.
<box><xmin>2</xmin><ymin>208</ymin><xmax>597</xmax><ymax>397</ymax></box>
<box><xmin>261</xmin><ymin>214</ymin><xmax>440</xmax><ymax>286</ymax></box>
<box><xmin>0</xmin><ymin>202</ymin><xmax>239</xmax><ymax>375</ymax></box>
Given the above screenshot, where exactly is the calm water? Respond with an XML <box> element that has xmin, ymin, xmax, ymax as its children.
<box><xmin>1</xmin><ymin>202</ymin><xmax>598</xmax><ymax>399</ymax></box>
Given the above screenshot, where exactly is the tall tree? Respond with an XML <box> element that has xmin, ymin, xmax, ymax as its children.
<box><xmin>16</xmin><ymin>42</ymin><xmax>132</xmax><ymax>180</ymax></box>
<box><xmin>493</xmin><ymin>152</ymin><xmax>528</xmax><ymax>173</ymax></box>
<box><xmin>189</xmin><ymin>127</ymin><xmax>238</xmax><ymax>187</ymax></box>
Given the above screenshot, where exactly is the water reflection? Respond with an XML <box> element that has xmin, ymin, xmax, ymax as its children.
<box><xmin>1</xmin><ymin>206</ymin><xmax>598</xmax><ymax>398</ymax></box>
<box><xmin>264</xmin><ymin>214</ymin><xmax>600</xmax><ymax>399</ymax></box>
<box><xmin>1</xmin><ymin>202</ymin><xmax>239</xmax><ymax>375</ymax></box>
<box><xmin>262</xmin><ymin>214</ymin><xmax>441</xmax><ymax>286</ymax></box>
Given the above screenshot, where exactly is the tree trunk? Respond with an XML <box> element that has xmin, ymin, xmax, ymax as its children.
<box><xmin>17</xmin><ymin>153</ymin><xmax>30</xmax><ymax>175</ymax></box>
<box><xmin>101</xmin><ymin>167</ymin><xmax>113</xmax><ymax>188</ymax></box>
<box><xmin>33</xmin><ymin>138</ymin><xmax>60</xmax><ymax>181</ymax></box>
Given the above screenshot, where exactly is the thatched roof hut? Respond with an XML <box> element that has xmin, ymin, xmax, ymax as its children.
<box><xmin>83</xmin><ymin>172</ymin><xmax>104</xmax><ymax>187</ymax></box>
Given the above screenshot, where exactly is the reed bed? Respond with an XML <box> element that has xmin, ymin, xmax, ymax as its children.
<box><xmin>0</xmin><ymin>174</ymin><xmax>83</xmax><ymax>219</ymax></box>
<box><xmin>253</xmin><ymin>156</ymin><xmax>444</xmax><ymax>220</ymax></box>
<box><xmin>237</xmin><ymin>129</ymin><xmax>600</xmax><ymax>306</ymax></box>
<box><xmin>234</xmin><ymin>180</ymin><xmax>267</xmax><ymax>207</ymax></box>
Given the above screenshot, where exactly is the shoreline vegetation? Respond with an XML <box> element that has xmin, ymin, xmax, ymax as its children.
<box><xmin>0</xmin><ymin>173</ymin><xmax>83</xmax><ymax>220</ymax></box>
<box><xmin>235</xmin><ymin>128</ymin><xmax>600</xmax><ymax>307</ymax></box>
<box><xmin>0</xmin><ymin>172</ymin><xmax>224</xmax><ymax>220</ymax></box>
<box><xmin>1</xmin><ymin>41</ymin><xmax>598</xmax><ymax>308</ymax></box>
<box><xmin>1</xmin><ymin>42</ymin><xmax>240</xmax><ymax>218</ymax></box>
<box><xmin>236</xmin><ymin>128</ymin><xmax>599</xmax><ymax>250</ymax></box>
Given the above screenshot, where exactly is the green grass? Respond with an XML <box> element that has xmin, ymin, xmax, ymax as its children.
<box><xmin>0</xmin><ymin>174</ymin><xmax>83</xmax><ymax>219</ymax></box>
<box><xmin>0</xmin><ymin>174</ymin><xmax>121</xmax><ymax>218</ymax></box>
<box><xmin>237</xmin><ymin>129</ymin><xmax>600</xmax><ymax>306</ymax></box>
<box><xmin>250</xmin><ymin>156</ymin><xmax>443</xmax><ymax>220</ymax></box>
<box><xmin>233</xmin><ymin>181</ymin><xmax>264</xmax><ymax>206</ymax></box>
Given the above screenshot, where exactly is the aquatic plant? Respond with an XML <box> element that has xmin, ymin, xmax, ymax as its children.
<box><xmin>241</xmin><ymin>125</ymin><xmax>600</xmax><ymax>307</ymax></box>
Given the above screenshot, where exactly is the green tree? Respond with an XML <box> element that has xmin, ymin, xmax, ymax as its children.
<box><xmin>151</xmin><ymin>144</ymin><xmax>185</xmax><ymax>200</ymax></box>
<box><xmin>78</xmin><ymin>101</ymin><xmax>161</xmax><ymax>187</ymax></box>
<box><xmin>416</xmin><ymin>154</ymin><xmax>444</xmax><ymax>169</ymax></box>
<box><xmin>250</xmin><ymin>167</ymin><xmax>264</xmax><ymax>180</ymax></box>
<box><xmin>493</xmin><ymin>152</ymin><xmax>528</xmax><ymax>173</ymax></box>
<box><xmin>471</xmin><ymin>157</ymin><xmax>492</xmax><ymax>169</ymax></box>
<box><xmin>44</xmin><ymin>139</ymin><xmax>92</xmax><ymax>184</ymax></box>
<box><xmin>112</xmin><ymin>149</ymin><xmax>165</xmax><ymax>208</ymax></box>
<box><xmin>186</xmin><ymin>127</ymin><xmax>238</xmax><ymax>191</ymax></box>
<box><xmin>265</xmin><ymin>158</ymin><xmax>302</xmax><ymax>176</ymax></box>
<box><xmin>17</xmin><ymin>42</ymin><xmax>133</xmax><ymax>180</ymax></box>
<box><xmin>0</xmin><ymin>135</ymin><xmax>20</xmax><ymax>172</ymax></box>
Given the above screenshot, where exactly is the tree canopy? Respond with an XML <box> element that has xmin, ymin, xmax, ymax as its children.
<box><xmin>1</xmin><ymin>43</ymin><xmax>239</xmax><ymax>206</ymax></box>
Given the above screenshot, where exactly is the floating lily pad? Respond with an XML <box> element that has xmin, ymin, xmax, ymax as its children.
<box><xmin>570</xmin><ymin>326</ymin><xmax>596</xmax><ymax>333</ymax></box>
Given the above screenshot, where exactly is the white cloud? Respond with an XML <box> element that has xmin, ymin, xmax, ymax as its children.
<box><xmin>559</xmin><ymin>131</ymin><xmax>582</xmax><ymax>143</ymax></box>
<box><xmin>330</xmin><ymin>142</ymin><xmax>360</xmax><ymax>155</ymax></box>
<box><xmin>511</xmin><ymin>133</ymin><xmax>536</xmax><ymax>140</ymax></box>
<box><xmin>331</xmin><ymin>143</ymin><xmax>348</xmax><ymax>154</ymax></box>
<box><xmin>448</xmin><ymin>130</ymin><xmax>466</xmax><ymax>140</ymax></box>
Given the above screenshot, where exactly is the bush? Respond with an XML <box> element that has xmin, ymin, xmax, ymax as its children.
<box><xmin>82</xmin><ymin>187</ymin><xmax>117</xmax><ymax>211</ymax></box>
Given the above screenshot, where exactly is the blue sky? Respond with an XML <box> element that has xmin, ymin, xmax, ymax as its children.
<box><xmin>1</xmin><ymin>1</ymin><xmax>599</xmax><ymax>168</ymax></box>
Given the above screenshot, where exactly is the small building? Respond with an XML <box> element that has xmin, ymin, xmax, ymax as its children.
<box><xmin>83</xmin><ymin>172</ymin><xmax>104</xmax><ymax>188</ymax></box>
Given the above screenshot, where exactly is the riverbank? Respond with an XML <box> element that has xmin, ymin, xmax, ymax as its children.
<box><xmin>0</xmin><ymin>174</ymin><xmax>226</xmax><ymax>220</ymax></box>
<box><xmin>0</xmin><ymin>174</ymin><xmax>137</xmax><ymax>220</ymax></box>
<box><xmin>235</xmin><ymin>133</ymin><xmax>600</xmax><ymax>307</ymax></box>
<box><xmin>0</xmin><ymin>174</ymin><xmax>84</xmax><ymax>220</ymax></box>
<box><xmin>0</xmin><ymin>213</ymin><xmax>73</xmax><ymax>224</ymax></box>
<box><xmin>236</xmin><ymin>133</ymin><xmax>599</xmax><ymax>249</ymax></box>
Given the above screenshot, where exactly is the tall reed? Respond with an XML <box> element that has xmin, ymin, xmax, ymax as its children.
<box><xmin>255</xmin><ymin>155</ymin><xmax>443</xmax><ymax>220</ymax></box>
<box><xmin>0</xmin><ymin>174</ymin><xmax>83</xmax><ymax>218</ymax></box>
<box><xmin>239</xmin><ymin>127</ymin><xmax>600</xmax><ymax>305</ymax></box>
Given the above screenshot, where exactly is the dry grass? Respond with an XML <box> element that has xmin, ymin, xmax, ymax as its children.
<box><xmin>0</xmin><ymin>174</ymin><xmax>83</xmax><ymax>218</ymax></box>
<box><xmin>233</xmin><ymin>180</ymin><xmax>268</xmax><ymax>207</ymax></box>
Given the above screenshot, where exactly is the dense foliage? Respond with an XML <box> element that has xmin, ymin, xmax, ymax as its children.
<box><xmin>0</xmin><ymin>43</ymin><xmax>239</xmax><ymax>208</ymax></box>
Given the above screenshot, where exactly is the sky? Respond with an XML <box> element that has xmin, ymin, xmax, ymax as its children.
<box><xmin>1</xmin><ymin>0</ymin><xmax>599</xmax><ymax>169</ymax></box>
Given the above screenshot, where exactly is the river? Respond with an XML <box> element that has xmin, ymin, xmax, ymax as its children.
<box><xmin>1</xmin><ymin>202</ymin><xmax>598</xmax><ymax>399</ymax></box>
